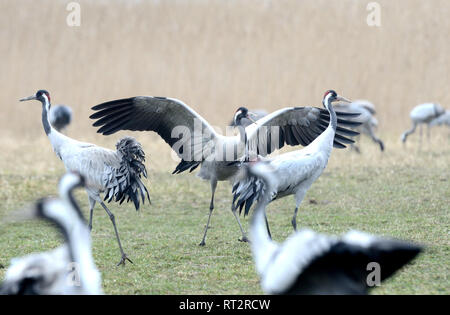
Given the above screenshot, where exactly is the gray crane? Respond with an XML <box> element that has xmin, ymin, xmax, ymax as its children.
<box><xmin>334</xmin><ymin>100</ymin><xmax>384</xmax><ymax>152</ymax></box>
<box><xmin>0</xmin><ymin>172</ymin><xmax>103</xmax><ymax>295</ymax></box>
<box><xmin>49</xmin><ymin>105</ymin><xmax>73</xmax><ymax>133</ymax></box>
<box><xmin>233</xmin><ymin>90</ymin><xmax>359</xmax><ymax>233</ymax></box>
<box><xmin>401</xmin><ymin>103</ymin><xmax>446</xmax><ymax>143</ymax></box>
<box><xmin>20</xmin><ymin>90</ymin><xmax>150</xmax><ymax>266</ymax></box>
<box><xmin>90</xmin><ymin>95</ymin><xmax>360</xmax><ymax>246</ymax></box>
<box><xmin>245</xmin><ymin>161</ymin><xmax>422</xmax><ymax>295</ymax></box>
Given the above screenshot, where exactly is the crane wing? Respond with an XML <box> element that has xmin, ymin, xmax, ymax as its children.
<box><xmin>262</xmin><ymin>229</ymin><xmax>422</xmax><ymax>295</ymax></box>
<box><xmin>90</xmin><ymin>96</ymin><xmax>218</xmax><ymax>166</ymax></box>
<box><xmin>244</xmin><ymin>107</ymin><xmax>361</xmax><ymax>156</ymax></box>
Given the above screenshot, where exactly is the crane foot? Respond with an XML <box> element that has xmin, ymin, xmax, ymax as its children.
<box><xmin>238</xmin><ymin>236</ymin><xmax>249</xmax><ymax>243</ymax></box>
<box><xmin>117</xmin><ymin>253</ymin><xmax>133</xmax><ymax>266</ymax></box>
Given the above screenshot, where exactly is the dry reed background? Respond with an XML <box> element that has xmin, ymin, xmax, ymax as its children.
<box><xmin>0</xmin><ymin>0</ymin><xmax>449</xmax><ymax>294</ymax></box>
<box><xmin>1</xmin><ymin>0</ymin><xmax>450</xmax><ymax>172</ymax></box>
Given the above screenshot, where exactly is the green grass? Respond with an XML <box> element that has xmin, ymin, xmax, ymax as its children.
<box><xmin>0</xmin><ymin>140</ymin><xmax>449</xmax><ymax>294</ymax></box>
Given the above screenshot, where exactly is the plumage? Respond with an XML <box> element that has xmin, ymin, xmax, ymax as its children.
<box><xmin>245</xmin><ymin>162</ymin><xmax>423</xmax><ymax>295</ymax></box>
<box><xmin>20</xmin><ymin>90</ymin><xmax>150</xmax><ymax>265</ymax></box>
<box><xmin>0</xmin><ymin>173</ymin><xmax>102</xmax><ymax>295</ymax></box>
<box><xmin>233</xmin><ymin>90</ymin><xmax>359</xmax><ymax>232</ymax></box>
<box><xmin>90</xmin><ymin>95</ymin><xmax>360</xmax><ymax>245</ymax></box>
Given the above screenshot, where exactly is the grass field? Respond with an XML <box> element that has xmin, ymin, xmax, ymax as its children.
<box><xmin>0</xmin><ymin>0</ymin><xmax>449</xmax><ymax>294</ymax></box>
<box><xmin>0</xmin><ymin>135</ymin><xmax>448</xmax><ymax>294</ymax></box>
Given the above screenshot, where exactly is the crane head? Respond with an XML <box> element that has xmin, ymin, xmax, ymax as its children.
<box><xmin>20</xmin><ymin>90</ymin><xmax>51</xmax><ymax>105</ymax></box>
<box><xmin>323</xmin><ymin>90</ymin><xmax>351</xmax><ymax>108</ymax></box>
<box><xmin>233</xmin><ymin>107</ymin><xmax>258</xmax><ymax>126</ymax></box>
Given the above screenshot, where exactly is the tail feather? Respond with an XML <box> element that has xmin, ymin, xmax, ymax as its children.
<box><xmin>103</xmin><ymin>137</ymin><xmax>150</xmax><ymax>210</ymax></box>
<box><xmin>232</xmin><ymin>171</ymin><xmax>267</xmax><ymax>217</ymax></box>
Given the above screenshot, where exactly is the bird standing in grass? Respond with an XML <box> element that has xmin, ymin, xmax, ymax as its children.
<box><xmin>20</xmin><ymin>90</ymin><xmax>150</xmax><ymax>266</ymax></box>
<box><xmin>401</xmin><ymin>103</ymin><xmax>446</xmax><ymax>144</ymax></box>
<box><xmin>233</xmin><ymin>90</ymin><xmax>359</xmax><ymax>233</ymax></box>
<box><xmin>90</xmin><ymin>95</ymin><xmax>359</xmax><ymax>246</ymax></box>
<box><xmin>245</xmin><ymin>161</ymin><xmax>422</xmax><ymax>295</ymax></box>
<box><xmin>0</xmin><ymin>172</ymin><xmax>103</xmax><ymax>295</ymax></box>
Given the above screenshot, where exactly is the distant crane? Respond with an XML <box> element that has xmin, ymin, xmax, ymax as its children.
<box><xmin>20</xmin><ymin>90</ymin><xmax>150</xmax><ymax>266</ymax></box>
<box><xmin>49</xmin><ymin>105</ymin><xmax>73</xmax><ymax>133</ymax></box>
<box><xmin>233</xmin><ymin>90</ymin><xmax>359</xmax><ymax>233</ymax></box>
<box><xmin>334</xmin><ymin>100</ymin><xmax>384</xmax><ymax>152</ymax></box>
<box><xmin>229</xmin><ymin>109</ymin><xmax>268</xmax><ymax>128</ymax></box>
<box><xmin>401</xmin><ymin>103</ymin><xmax>445</xmax><ymax>143</ymax></box>
<box><xmin>90</xmin><ymin>95</ymin><xmax>360</xmax><ymax>246</ymax></box>
<box><xmin>0</xmin><ymin>172</ymin><xmax>103</xmax><ymax>295</ymax></box>
<box><xmin>246</xmin><ymin>161</ymin><xmax>423</xmax><ymax>295</ymax></box>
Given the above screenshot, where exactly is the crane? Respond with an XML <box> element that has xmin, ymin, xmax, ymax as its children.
<box><xmin>20</xmin><ymin>90</ymin><xmax>150</xmax><ymax>266</ymax></box>
<box><xmin>401</xmin><ymin>103</ymin><xmax>445</xmax><ymax>143</ymax></box>
<box><xmin>49</xmin><ymin>105</ymin><xmax>73</xmax><ymax>133</ymax></box>
<box><xmin>0</xmin><ymin>172</ymin><xmax>103</xmax><ymax>295</ymax></box>
<box><xmin>90</xmin><ymin>95</ymin><xmax>360</xmax><ymax>246</ymax></box>
<box><xmin>233</xmin><ymin>90</ymin><xmax>358</xmax><ymax>232</ymax></box>
<box><xmin>246</xmin><ymin>161</ymin><xmax>422</xmax><ymax>294</ymax></box>
<box><xmin>334</xmin><ymin>100</ymin><xmax>384</xmax><ymax>152</ymax></box>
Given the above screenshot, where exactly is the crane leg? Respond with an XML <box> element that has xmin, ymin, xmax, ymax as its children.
<box><xmin>199</xmin><ymin>180</ymin><xmax>217</xmax><ymax>246</ymax></box>
<box><xmin>401</xmin><ymin>122</ymin><xmax>417</xmax><ymax>143</ymax></box>
<box><xmin>351</xmin><ymin>135</ymin><xmax>361</xmax><ymax>154</ymax></box>
<box><xmin>100</xmin><ymin>202</ymin><xmax>132</xmax><ymax>266</ymax></box>
<box><xmin>368</xmin><ymin>125</ymin><xmax>384</xmax><ymax>151</ymax></box>
<box><xmin>231</xmin><ymin>208</ymin><xmax>248</xmax><ymax>242</ymax></box>
<box><xmin>265</xmin><ymin>213</ymin><xmax>272</xmax><ymax>240</ymax></box>
<box><xmin>292</xmin><ymin>207</ymin><xmax>299</xmax><ymax>231</ymax></box>
<box><xmin>87</xmin><ymin>197</ymin><xmax>96</xmax><ymax>231</ymax></box>
<box><xmin>419</xmin><ymin>124</ymin><xmax>423</xmax><ymax>145</ymax></box>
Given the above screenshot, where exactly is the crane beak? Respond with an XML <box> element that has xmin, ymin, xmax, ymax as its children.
<box><xmin>20</xmin><ymin>95</ymin><xmax>37</xmax><ymax>102</ymax></box>
<box><xmin>335</xmin><ymin>95</ymin><xmax>352</xmax><ymax>103</ymax></box>
<box><xmin>247</xmin><ymin>112</ymin><xmax>259</xmax><ymax>125</ymax></box>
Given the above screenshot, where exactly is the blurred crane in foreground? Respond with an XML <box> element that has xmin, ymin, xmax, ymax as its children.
<box><xmin>90</xmin><ymin>94</ymin><xmax>360</xmax><ymax>245</ymax></box>
<box><xmin>401</xmin><ymin>103</ymin><xmax>446</xmax><ymax>144</ymax></box>
<box><xmin>334</xmin><ymin>100</ymin><xmax>384</xmax><ymax>152</ymax></box>
<box><xmin>0</xmin><ymin>173</ymin><xmax>103</xmax><ymax>295</ymax></box>
<box><xmin>20</xmin><ymin>90</ymin><xmax>150</xmax><ymax>266</ymax></box>
<box><xmin>245</xmin><ymin>161</ymin><xmax>423</xmax><ymax>295</ymax></box>
<box><xmin>233</xmin><ymin>90</ymin><xmax>359</xmax><ymax>233</ymax></box>
<box><xmin>49</xmin><ymin>105</ymin><xmax>72</xmax><ymax>133</ymax></box>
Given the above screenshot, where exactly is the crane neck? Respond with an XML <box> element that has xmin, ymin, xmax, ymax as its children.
<box><xmin>61</xmin><ymin>190</ymin><xmax>99</xmax><ymax>293</ymax></box>
<box><xmin>250</xmin><ymin>185</ymin><xmax>277</xmax><ymax>274</ymax></box>
<box><xmin>41</xmin><ymin>97</ymin><xmax>52</xmax><ymax>136</ymax></box>
<box><xmin>39</xmin><ymin>96</ymin><xmax>69</xmax><ymax>159</ymax></box>
<box><xmin>236</xmin><ymin>124</ymin><xmax>250</xmax><ymax>161</ymax></box>
<box><xmin>323</xmin><ymin>97</ymin><xmax>337</xmax><ymax>132</ymax></box>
